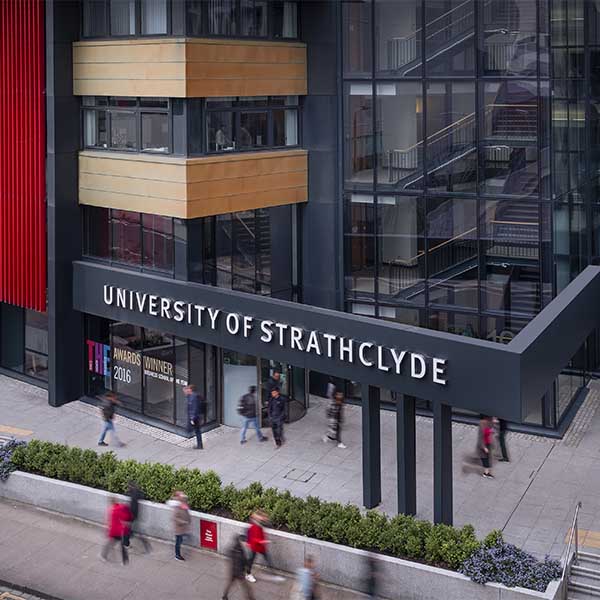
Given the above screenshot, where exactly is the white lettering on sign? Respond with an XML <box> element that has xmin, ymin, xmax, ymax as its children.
<box><xmin>102</xmin><ymin>285</ymin><xmax>448</xmax><ymax>386</ymax></box>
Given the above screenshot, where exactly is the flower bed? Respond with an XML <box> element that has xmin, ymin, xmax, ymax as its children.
<box><xmin>4</xmin><ymin>439</ymin><xmax>561</xmax><ymax>591</ymax></box>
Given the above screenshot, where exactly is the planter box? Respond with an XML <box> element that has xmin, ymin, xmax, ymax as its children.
<box><xmin>0</xmin><ymin>472</ymin><xmax>563</xmax><ymax>600</ymax></box>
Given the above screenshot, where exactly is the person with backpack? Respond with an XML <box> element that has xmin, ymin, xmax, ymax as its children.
<box><xmin>268</xmin><ymin>388</ymin><xmax>287</xmax><ymax>448</ymax></box>
<box><xmin>185</xmin><ymin>384</ymin><xmax>206</xmax><ymax>449</ymax></box>
<box><xmin>98</xmin><ymin>392</ymin><xmax>124</xmax><ymax>447</ymax></box>
<box><xmin>239</xmin><ymin>385</ymin><xmax>267</xmax><ymax>445</ymax></box>
<box><xmin>222</xmin><ymin>534</ymin><xmax>255</xmax><ymax>600</ymax></box>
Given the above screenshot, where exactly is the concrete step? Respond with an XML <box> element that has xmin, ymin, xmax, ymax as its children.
<box><xmin>573</xmin><ymin>566</ymin><xmax>600</xmax><ymax>582</ymax></box>
<box><xmin>569</xmin><ymin>581</ymin><xmax>600</xmax><ymax>598</ymax></box>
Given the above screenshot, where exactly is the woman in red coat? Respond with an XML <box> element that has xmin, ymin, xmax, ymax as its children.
<box><xmin>245</xmin><ymin>511</ymin><xmax>284</xmax><ymax>583</ymax></box>
<box><xmin>101</xmin><ymin>497</ymin><xmax>132</xmax><ymax>564</ymax></box>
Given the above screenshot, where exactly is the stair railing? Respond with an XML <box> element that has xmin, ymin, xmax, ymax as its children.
<box><xmin>562</xmin><ymin>501</ymin><xmax>582</xmax><ymax>600</ymax></box>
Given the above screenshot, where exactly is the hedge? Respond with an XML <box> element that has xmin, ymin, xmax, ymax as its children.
<box><xmin>5</xmin><ymin>440</ymin><xmax>560</xmax><ymax>590</ymax></box>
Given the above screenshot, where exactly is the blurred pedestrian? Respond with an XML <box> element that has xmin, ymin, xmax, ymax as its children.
<box><xmin>222</xmin><ymin>534</ymin><xmax>255</xmax><ymax>600</ymax></box>
<box><xmin>124</xmin><ymin>480</ymin><xmax>151</xmax><ymax>553</ymax></box>
<box><xmin>323</xmin><ymin>391</ymin><xmax>346</xmax><ymax>449</ymax></box>
<box><xmin>185</xmin><ymin>384</ymin><xmax>206</xmax><ymax>449</ymax></box>
<box><xmin>239</xmin><ymin>385</ymin><xmax>267</xmax><ymax>445</ymax></box>
<box><xmin>496</xmin><ymin>418</ymin><xmax>510</xmax><ymax>462</ymax></box>
<box><xmin>170</xmin><ymin>490</ymin><xmax>191</xmax><ymax>561</ymax></box>
<box><xmin>245</xmin><ymin>511</ymin><xmax>284</xmax><ymax>583</ymax></box>
<box><xmin>268</xmin><ymin>388</ymin><xmax>287</xmax><ymax>448</ymax></box>
<box><xmin>366</xmin><ymin>553</ymin><xmax>379</xmax><ymax>599</ymax></box>
<box><xmin>326</xmin><ymin>380</ymin><xmax>336</xmax><ymax>401</ymax></box>
<box><xmin>101</xmin><ymin>496</ymin><xmax>131</xmax><ymax>565</ymax></box>
<box><xmin>294</xmin><ymin>554</ymin><xmax>319</xmax><ymax>599</ymax></box>
<box><xmin>478</xmin><ymin>415</ymin><xmax>494</xmax><ymax>479</ymax></box>
<box><xmin>98</xmin><ymin>392</ymin><xmax>125</xmax><ymax>447</ymax></box>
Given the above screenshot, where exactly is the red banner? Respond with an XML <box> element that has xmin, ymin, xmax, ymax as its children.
<box><xmin>0</xmin><ymin>0</ymin><xmax>46</xmax><ymax>311</ymax></box>
<box><xmin>200</xmin><ymin>519</ymin><xmax>218</xmax><ymax>551</ymax></box>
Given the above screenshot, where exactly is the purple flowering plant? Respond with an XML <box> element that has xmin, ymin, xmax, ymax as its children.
<box><xmin>0</xmin><ymin>438</ymin><xmax>27</xmax><ymax>482</ymax></box>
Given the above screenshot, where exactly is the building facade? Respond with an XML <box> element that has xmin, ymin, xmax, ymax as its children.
<box><xmin>1</xmin><ymin>0</ymin><xmax>599</xmax><ymax>438</ymax></box>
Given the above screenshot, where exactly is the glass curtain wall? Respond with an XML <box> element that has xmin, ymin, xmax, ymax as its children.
<box><xmin>342</xmin><ymin>0</ymin><xmax>581</xmax><ymax>428</ymax></box>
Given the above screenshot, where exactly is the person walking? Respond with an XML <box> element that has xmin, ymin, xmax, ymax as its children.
<box><xmin>478</xmin><ymin>415</ymin><xmax>494</xmax><ymax>479</ymax></box>
<box><xmin>222</xmin><ymin>534</ymin><xmax>255</xmax><ymax>600</ymax></box>
<box><xmin>294</xmin><ymin>555</ymin><xmax>319</xmax><ymax>600</ymax></box>
<box><xmin>245</xmin><ymin>511</ymin><xmax>284</xmax><ymax>583</ymax></box>
<box><xmin>365</xmin><ymin>553</ymin><xmax>379</xmax><ymax>599</ymax></box>
<box><xmin>101</xmin><ymin>497</ymin><xmax>132</xmax><ymax>565</ymax></box>
<box><xmin>185</xmin><ymin>384</ymin><xmax>205</xmax><ymax>450</ymax></box>
<box><xmin>98</xmin><ymin>392</ymin><xmax>125</xmax><ymax>447</ymax></box>
<box><xmin>170</xmin><ymin>491</ymin><xmax>191</xmax><ymax>561</ymax></box>
<box><xmin>268</xmin><ymin>388</ymin><xmax>287</xmax><ymax>448</ymax></box>
<box><xmin>323</xmin><ymin>391</ymin><xmax>346</xmax><ymax>449</ymax></box>
<box><xmin>326</xmin><ymin>380</ymin><xmax>336</xmax><ymax>402</ymax></box>
<box><xmin>496</xmin><ymin>418</ymin><xmax>510</xmax><ymax>462</ymax></box>
<box><xmin>239</xmin><ymin>385</ymin><xmax>267</xmax><ymax>444</ymax></box>
<box><xmin>124</xmin><ymin>480</ymin><xmax>151</xmax><ymax>553</ymax></box>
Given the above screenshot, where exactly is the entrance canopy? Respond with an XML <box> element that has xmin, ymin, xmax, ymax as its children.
<box><xmin>73</xmin><ymin>262</ymin><xmax>600</xmax><ymax>424</ymax></box>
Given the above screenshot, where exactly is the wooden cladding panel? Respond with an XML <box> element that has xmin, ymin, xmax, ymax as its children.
<box><xmin>73</xmin><ymin>38</ymin><xmax>307</xmax><ymax>98</ymax></box>
<box><xmin>79</xmin><ymin>150</ymin><xmax>308</xmax><ymax>219</ymax></box>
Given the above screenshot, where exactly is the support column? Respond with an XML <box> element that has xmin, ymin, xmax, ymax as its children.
<box><xmin>362</xmin><ymin>385</ymin><xmax>381</xmax><ymax>509</ymax></box>
<box><xmin>433</xmin><ymin>402</ymin><xmax>453</xmax><ymax>525</ymax></box>
<box><xmin>397</xmin><ymin>394</ymin><xmax>416</xmax><ymax>515</ymax></box>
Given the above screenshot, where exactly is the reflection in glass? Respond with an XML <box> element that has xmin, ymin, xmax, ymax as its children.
<box><xmin>346</xmin><ymin>194</ymin><xmax>375</xmax><ymax>294</ymax></box>
<box><xmin>141</xmin><ymin>112</ymin><xmax>169</xmax><ymax>152</ymax></box>
<box><xmin>85</xmin><ymin>206</ymin><xmax>110</xmax><ymax>259</ymax></box>
<box><xmin>110</xmin><ymin>0</ymin><xmax>136</xmax><ymax>35</ymax></box>
<box><xmin>429</xmin><ymin>310</ymin><xmax>478</xmax><ymax>337</ymax></box>
<box><xmin>142</xmin><ymin>214</ymin><xmax>174</xmax><ymax>271</ymax></box>
<box><xmin>343</xmin><ymin>0</ymin><xmax>372</xmax><ymax>76</ymax></box>
<box><xmin>110</xmin><ymin>111</ymin><xmax>136</xmax><ymax>150</ymax></box>
<box><xmin>376</xmin><ymin>82</ymin><xmax>423</xmax><ymax>189</ymax></box>
<box><xmin>233</xmin><ymin>211</ymin><xmax>257</xmax><ymax>293</ymax></box>
<box><xmin>425</xmin><ymin>0</ymin><xmax>474</xmax><ymax>76</ymax></box>
<box><xmin>376</xmin><ymin>196</ymin><xmax>425</xmax><ymax>303</ymax></box>
<box><xmin>143</xmin><ymin>329</ymin><xmax>175</xmax><ymax>423</ymax></box>
<box><xmin>110</xmin><ymin>322</ymin><xmax>143</xmax><ymax>413</ymax></box>
<box><xmin>208</xmin><ymin>0</ymin><xmax>237</xmax><ymax>35</ymax></box>
<box><xmin>141</xmin><ymin>0</ymin><xmax>168</xmax><ymax>34</ymax></box>
<box><xmin>216</xmin><ymin>214</ymin><xmax>233</xmax><ymax>288</ymax></box>
<box><xmin>239</xmin><ymin>112</ymin><xmax>268</xmax><ymax>149</ymax></box>
<box><xmin>345</xmin><ymin>84</ymin><xmax>374</xmax><ymax>184</ymax></box>
<box><xmin>112</xmin><ymin>210</ymin><xmax>141</xmax><ymax>265</ymax></box>
<box><xmin>425</xmin><ymin>82</ymin><xmax>476</xmax><ymax>193</ymax></box>
<box><xmin>240</xmin><ymin>0</ymin><xmax>268</xmax><ymax>37</ymax></box>
<box><xmin>481</xmin><ymin>263</ymin><xmax>541</xmax><ymax>316</ymax></box>
<box><xmin>376</xmin><ymin>0</ymin><xmax>421</xmax><ymax>76</ymax></box>
<box><xmin>426</xmin><ymin>197</ymin><xmax>478</xmax><ymax>309</ymax></box>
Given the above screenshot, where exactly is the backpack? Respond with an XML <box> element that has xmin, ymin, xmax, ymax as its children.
<box><xmin>237</xmin><ymin>395</ymin><xmax>246</xmax><ymax>415</ymax></box>
<box><xmin>102</xmin><ymin>402</ymin><xmax>115</xmax><ymax>421</ymax></box>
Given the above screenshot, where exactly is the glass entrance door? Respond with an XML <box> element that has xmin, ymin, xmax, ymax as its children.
<box><xmin>223</xmin><ymin>350</ymin><xmax>258</xmax><ymax>427</ymax></box>
<box><xmin>259</xmin><ymin>359</ymin><xmax>307</xmax><ymax>424</ymax></box>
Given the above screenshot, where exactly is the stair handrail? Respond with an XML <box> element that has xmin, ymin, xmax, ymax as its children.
<box><xmin>562</xmin><ymin>500</ymin><xmax>582</xmax><ymax>599</ymax></box>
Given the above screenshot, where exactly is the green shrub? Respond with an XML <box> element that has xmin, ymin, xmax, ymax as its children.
<box><xmin>483</xmin><ymin>529</ymin><xmax>504</xmax><ymax>548</ymax></box>
<box><xmin>174</xmin><ymin>468</ymin><xmax>222</xmax><ymax>512</ymax></box>
<box><xmin>346</xmin><ymin>510</ymin><xmax>388</xmax><ymax>550</ymax></box>
<box><xmin>424</xmin><ymin>523</ymin><xmax>480</xmax><ymax>569</ymax></box>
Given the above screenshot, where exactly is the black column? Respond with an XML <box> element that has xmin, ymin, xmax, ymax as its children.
<box><xmin>46</xmin><ymin>0</ymin><xmax>83</xmax><ymax>407</ymax></box>
<box><xmin>362</xmin><ymin>385</ymin><xmax>381</xmax><ymax>509</ymax></box>
<box><xmin>433</xmin><ymin>402</ymin><xmax>453</xmax><ymax>525</ymax></box>
<box><xmin>397</xmin><ymin>394</ymin><xmax>416</xmax><ymax>516</ymax></box>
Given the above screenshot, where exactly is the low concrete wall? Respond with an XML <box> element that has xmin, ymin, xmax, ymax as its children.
<box><xmin>0</xmin><ymin>472</ymin><xmax>561</xmax><ymax>600</ymax></box>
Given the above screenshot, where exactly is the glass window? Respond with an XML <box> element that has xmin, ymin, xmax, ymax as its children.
<box><xmin>429</xmin><ymin>310</ymin><xmax>479</xmax><ymax>337</ymax></box>
<box><xmin>215</xmin><ymin>214</ymin><xmax>233</xmax><ymax>288</ymax></box>
<box><xmin>111</xmin><ymin>321</ymin><xmax>143</xmax><ymax>413</ymax></box>
<box><xmin>141</xmin><ymin>112</ymin><xmax>169</xmax><ymax>152</ymax></box>
<box><xmin>24</xmin><ymin>310</ymin><xmax>48</xmax><ymax>382</ymax></box>
<box><xmin>208</xmin><ymin>0</ymin><xmax>237</xmax><ymax>35</ymax></box>
<box><xmin>83</xmin><ymin>0</ymin><xmax>108</xmax><ymax>37</ymax></box>
<box><xmin>376</xmin><ymin>82</ymin><xmax>423</xmax><ymax>190</ymax></box>
<box><xmin>207</xmin><ymin>111</ymin><xmax>236</xmax><ymax>152</ymax></box>
<box><xmin>111</xmin><ymin>210</ymin><xmax>142</xmax><ymax>265</ymax></box>
<box><xmin>376</xmin><ymin>0</ymin><xmax>421</xmax><ymax>77</ymax></box>
<box><xmin>345</xmin><ymin>83</ymin><xmax>374</xmax><ymax>185</ymax></box>
<box><xmin>425</xmin><ymin>82</ymin><xmax>476</xmax><ymax>193</ymax></box>
<box><xmin>239</xmin><ymin>111</ymin><xmax>268</xmax><ymax>149</ymax></box>
<box><xmin>110</xmin><ymin>0</ymin><xmax>136</xmax><ymax>35</ymax></box>
<box><xmin>233</xmin><ymin>211</ymin><xmax>257</xmax><ymax>292</ymax></box>
<box><xmin>240</xmin><ymin>0</ymin><xmax>268</xmax><ymax>37</ymax></box>
<box><xmin>427</xmin><ymin>197</ymin><xmax>478</xmax><ymax>309</ymax></box>
<box><xmin>273</xmin><ymin>109</ymin><xmax>298</xmax><ymax>146</ymax></box>
<box><xmin>83</xmin><ymin>109</ymin><xmax>108</xmax><ymax>149</ymax></box>
<box><xmin>343</xmin><ymin>0</ymin><xmax>372</xmax><ymax>76</ymax></box>
<box><xmin>143</xmin><ymin>329</ymin><xmax>175</xmax><ymax>423</ymax></box>
<box><xmin>255</xmin><ymin>208</ymin><xmax>272</xmax><ymax>294</ymax></box>
<box><xmin>345</xmin><ymin>194</ymin><xmax>375</xmax><ymax>294</ymax></box>
<box><xmin>376</xmin><ymin>196</ymin><xmax>425</xmax><ymax>303</ymax></box>
<box><xmin>482</xmin><ymin>0</ymin><xmax>538</xmax><ymax>76</ymax></box>
<box><xmin>272</xmin><ymin>1</ymin><xmax>298</xmax><ymax>38</ymax></box>
<box><xmin>110</xmin><ymin>111</ymin><xmax>136</xmax><ymax>150</ymax></box>
<box><xmin>85</xmin><ymin>206</ymin><xmax>110</xmax><ymax>259</ymax></box>
<box><xmin>141</xmin><ymin>0</ymin><xmax>168</xmax><ymax>34</ymax></box>
<box><xmin>425</xmin><ymin>0</ymin><xmax>474</xmax><ymax>76</ymax></box>
<box><xmin>142</xmin><ymin>214</ymin><xmax>174</xmax><ymax>271</ymax></box>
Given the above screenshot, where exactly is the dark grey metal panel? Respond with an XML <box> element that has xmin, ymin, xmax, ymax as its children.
<box><xmin>72</xmin><ymin>261</ymin><xmax>522</xmax><ymax>420</ymax></box>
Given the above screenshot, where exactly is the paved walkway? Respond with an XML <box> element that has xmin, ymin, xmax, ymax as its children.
<box><xmin>0</xmin><ymin>499</ymin><xmax>362</xmax><ymax>600</ymax></box>
<box><xmin>2</xmin><ymin>375</ymin><xmax>600</xmax><ymax>560</ymax></box>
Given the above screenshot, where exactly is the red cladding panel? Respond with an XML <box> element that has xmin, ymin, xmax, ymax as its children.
<box><xmin>0</xmin><ymin>0</ymin><xmax>46</xmax><ymax>312</ymax></box>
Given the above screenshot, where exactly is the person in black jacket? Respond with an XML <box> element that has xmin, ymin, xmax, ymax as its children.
<box><xmin>222</xmin><ymin>535</ymin><xmax>255</xmax><ymax>600</ymax></box>
<box><xmin>124</xmin><ymin>480</ymin><xmax>151</xmax><ymax>553</ymax></box>
<box><xmin>268</xmin><ymin>388</ymin><xmax>287</xmax><ymax>448</ymax></box>
<box><xmin>185</xmin><ymin>384</ymin><xmax>206</xmax><ymax>449</ymax></box>
<box><xmin>239</xmin><ymin>386</ymin><xmax>267</xmax><ymax>444</ymax></box>
<box><xmin>98</xmin><ymin>393</ymin><xmax>124</xmax><ymax>447</ymax></box>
